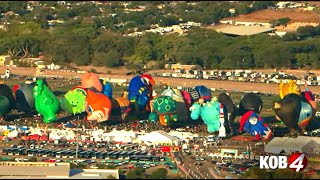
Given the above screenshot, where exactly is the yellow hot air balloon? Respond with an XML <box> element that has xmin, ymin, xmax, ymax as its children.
<box><xmin>279</xmin><ymin>80</ymin><xmax>301</xmax><ymax>99</ymax></box>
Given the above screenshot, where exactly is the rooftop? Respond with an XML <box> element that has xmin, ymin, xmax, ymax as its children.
<box><xmin>265</xmin><ymin>136</ymin><xmax>320</xmax><ymax>154</ymax></box>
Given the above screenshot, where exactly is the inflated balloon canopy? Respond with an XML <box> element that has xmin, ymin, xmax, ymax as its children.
<box><xmin>15</xmin><ymin>83</ymin><xmax>35</xmax><ymax>112</ymax></box>
<box><xmin>0</xmin><ymin>84</ymin><xmax>15</xmax><ymax>110</ymax></box>
<box><xmin>81</xmin><ymin>72</ymin><xmax>103</xmax><ymax>92</ymax></box>
<box><xmin>279</xmin><ymin>80</ymin><xmax>301</xmax><ymax>99</ymax></box>
<box><xmin>0</xmin><ymin>95</ymin><xmax>10</xmax><ymax>116</ymax></box>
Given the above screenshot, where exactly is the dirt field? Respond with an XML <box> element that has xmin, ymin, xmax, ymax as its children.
<box><xmin>1</xmin><ymin>66</ymin><xmax>320</xmax><ymax>95</ymax></box>
<box><xmin>223</xmin><ymin>9</ymin><xmax>320</xmax><ymax>23</ymax></box>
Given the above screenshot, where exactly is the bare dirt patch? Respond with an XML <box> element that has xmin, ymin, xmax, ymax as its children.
<box><xmin>222</xmin><ymin>9</ymin><xmax>320</xmax><ymax>23</ymax></box>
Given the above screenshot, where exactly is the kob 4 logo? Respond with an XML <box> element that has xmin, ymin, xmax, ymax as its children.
<box><xmin>260</xmin><ymin>152</ymin><xmax>308</xmax><ymax>172</ymax></box>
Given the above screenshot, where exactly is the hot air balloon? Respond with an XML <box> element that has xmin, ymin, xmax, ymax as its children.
<box><xmin>33</xmin><ymin>79</ymin><xmax>60</xmax><ymax>123</ymax></box>
<box><xmin>100</xmin><ymin>79</ymin><xmax>112</xmax><ymax>99</ymax></box>
<box><xmin>148</xmin><ymin>96</ymin><xmax>178</xmax><ymax>126</ymax></box>
<box><xmin>0</xmin><ymin>84</ymin><xmax>15</xmax><ymax>110</ymax></box>
<box><xmin>85</xmin><ymin>88</ymin><xmax>112</xmax><ymax>122</ymax></box>
<box><xmin>218</xmin><ymin>92</ymin><xmax>237</xmax><ymax>133</ymax></box>
<box><xmin>274</xmin><ymin>93</ymin><xmax>313</xmax><ymax>132</ymax></box>
<box><xmin>238</xmin><ymin>93</ymin><xmax>263</xmax><ymax>116</ymax></box>
<box><xmin>0</xmin><ymin>95</ymin><xmax>9</xmax><ymax>116</ymax></box>
<box><xmin>60</xmin><ymin>89</ymin><xmax>86</xmax><ymax>115</ymax></box>
<box><xmin>194</xmin><ymin>85</ymin><xmax>212</xmax><ymax>103</ymax></box>
<box><xmin>14</xmin><ymin>83</ymin><xmax>35</xmax><ymax>112</ymax></box>
<box><xmin>128</xmin><ymin>75</ymin><xmax>153</xmax><ymax>113</ymax></box>
<box><xmin>239</xmin><ymin>110</ymin><xmax>272</xmax><ymax>140</ymax></box>
<box><xmin>279</xmin><ymin>80</ymin><xmax>301</xmax><ymax>99</ymax></box>
<box><xmin>190</xmin><ymin>97</ymin><xmax>229</xmax><ymax>135</ymax></box>
<box><xmin>81</xmin><ymin>72</ymin><xmax>103</xmax><ymax>92</ymax></box>
<box><xmin>161</xmin><ymin>87</ymin><xmax>188</xmax><ymax>121</ymax></box>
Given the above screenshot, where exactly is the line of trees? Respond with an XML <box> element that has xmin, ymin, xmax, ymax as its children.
<box><xmin>0</xmin><ymin>1</ymin><xmax>320</xmax><ymax>70</ymax></box>
<box><xmin>1</xmin><ymin>20</ymin><xmax>320</xmax><ymax>70</ymax></box>
<box><xmin>240</xmin><ymin>167</ymin><xmax>310</xmax><ymax>179</ymax></box>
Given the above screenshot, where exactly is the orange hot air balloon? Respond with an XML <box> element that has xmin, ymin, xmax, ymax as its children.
<box><xmin>85</xmin><ymin>89</ymin><xmax>112</xmax><ymax>123</ymax></box>
<box><xmin>81</xmin><ymin>72</ymin><xmax>103</xmax><ymax>92</ymax></box>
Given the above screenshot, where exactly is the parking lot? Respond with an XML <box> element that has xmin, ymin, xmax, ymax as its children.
<box><xmin>0</xmin><ymin>138</ymin><xmax>180</xmax><ymax>175</ymax></box>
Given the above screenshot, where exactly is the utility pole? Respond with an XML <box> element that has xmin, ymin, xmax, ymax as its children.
<box><xmin>75</xmin><ymin>115</ymin><xmax>79</xmax><ymax>160</ymax></box>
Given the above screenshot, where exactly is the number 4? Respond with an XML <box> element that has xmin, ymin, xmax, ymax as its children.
<box><xmin>289</xmin><ymin>154</ymin><xmax>305</xmax><ymax>172</ymax></box>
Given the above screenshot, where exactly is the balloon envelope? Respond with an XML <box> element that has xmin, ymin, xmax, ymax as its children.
<box><xmin>238</xmin><ymin>93</ymin><xmax>263</xmax><ymax>116</ymax></box>
<box><xmin>33</xmin><ymin>79</ymin><xmax>60</xmax><ymax>123</ymax></box>
<box><xmin>194</xmin><ymin>85</ymin><xmax>212</xmax><ymax>102</ymax></box>
<box><xmin>100</xmin><ymin>79</ymin><xmax>112</xmax><ymax>99</ymax></box>
<box><xmin>86</xmin><ymin>89</ymin><xmax>112</xmax><ymax>122</ymax></box>
<box><xmin>279</xmin><ymin>80</ymin><xmax>301</xmax><ymax>99</ymax></box>
<box><xmin>0</xmin><ymin>95</ymin><xmax>9</xmax><ymax>116</ymax></box>
<box><xmin>15</xmin><ymin>83</ymin><xmax>35</xmax><ymax>112</ymax></box>
<box><xmin>63</xmin><ymin>89</ymin><xmax>86</xmax><ymax>115</ymax></box>
<box><xmin>81</xmin><ymin>72</ymin><xmax>103</xmax><ymax>92</ymax></box>
<box><xmin>0</xmin><ymin>84</ymin><xmax>15</xmax><ymax>110</ymax></box>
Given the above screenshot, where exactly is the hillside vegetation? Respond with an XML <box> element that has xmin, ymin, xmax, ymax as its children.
<box><xmin>0</xmin><ymin>1</ymin><xmax>320</xmax><ymax>70</ymax></box>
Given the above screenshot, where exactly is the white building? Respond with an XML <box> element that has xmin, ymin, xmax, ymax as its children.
<box><xmin>137</xmin><ymin>130</ymin><xmax>180</xmax><ymax>146</ymax></box>
<box><xmin>47</xmin><ymin>63</ymin><xmax>61</xmax><ymax>70</ymax></box>
<box><xmin>264</xmin><ymin>136</ymin><xmax>320</xmax><ymax>155</ymax></box>
<box><xmin>168</xmin><ymin>131</ymin><xmax>198</xmax><ymax>142</ymax></box>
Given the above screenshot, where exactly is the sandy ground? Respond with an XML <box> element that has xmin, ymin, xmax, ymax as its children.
<box><xmin>1</xmin><ymin>67</ymin><xmax>320</xmax><ymax>95</ymax></box>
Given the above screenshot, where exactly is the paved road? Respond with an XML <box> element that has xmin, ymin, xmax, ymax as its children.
<box><xmin>207</xmin><ymin>164</ymin><xmax>223</xmax><ymax>179</ymax></box>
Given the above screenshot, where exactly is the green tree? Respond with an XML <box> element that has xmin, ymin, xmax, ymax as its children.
<box><xmin>167</xmin><ymin>173</ymin><xmax>185</xmax><ymax>179</ymax></box>
<box><xmin>252</xmin><ymin>1</ymin><xmax>275</xmax><ymax>10</ymax></box>
<box><xmin>158</xmin><ymin>15</ymin><xmax>179</xmax><ymax>27</ymax></box>
<box><xmin>106</xmin><ymin>164</ymin><xmax>116</xmax><ymax>169</ymax></box>
<box><xmin>272</xmin><ymin>169</ymin><xmax>305</xmax><ymax>179</ymax></box>
<box><xmin>126</xmin><ymin>167</ymin><xmax>145</xmax><ymax>179</ymax></box>
<box><xmin>240</xmin><ymin>167</ymin><xmax>272</xmax><ymax>179</ymax></box>
<box><xmin>278</xmin><ymin>17</ymin><xmax>290</xmax><ymax>26</ymax></box>
<box><xmin>151</xmin><ymin>168</ymin><xmax>168</xmax><ymax>179</ymax></box>
<box><xmin>28</xmin><ymin>157</ymin><xmax>37</xmax><ymax>162</ymax></box>
<box><xmin>295</xmin><ymin>53</ymin><xmax>313</xmax><ymax>68</ymax></box>
<box><xmin>97</xmin><ymin>163</ymin><xmax>105</xmax><ymax>169</ymax></box>
<box><xmin>105</xmin><ymin>175</ymin><xmax>117</xmax><ymax>179</ymax></box>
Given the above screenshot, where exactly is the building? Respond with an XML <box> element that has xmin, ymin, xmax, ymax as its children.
<box><xmin>34</xmin><ymin>61</ymin><xmax>46</xmax><ymax>69</ymax></box>
<box><xmin>0</xmin><ymin>55</ymin><xmax>11</xmax><ymax>66</ymax></box>
<box><xmin>165</xmin><ymin>63</ymin><xmax>197</xmax><ymax>70</ymax></box>
<box><xmin>215</xmin><ymin>26</ymin><xmax>276</xmax><ymax>36</ymax></box>
<box><xmin>68</xmin><ymin>169</ymin><xmax>119</xmax><ymax>179</ymax></box>
<box><xmin>0</xmin><ymin>162</ymin><xmax>120</xmax><ymax>179</ymax></box>
<box><xmin>168</xmin><ymin>131</ymin><xmax>197</xmax><ymax>142</ymax></box>
<box><xmin>47</xmin><ymin>63</ymin><xmax>61</xmax><ymax>70</ymax></box>
<box><xmin>0</xmin><ymin>162</ymin><xmax>70</xmax><ymax>178</ymax></box>
<box><xmin>264</xmin><ymin>136</ymin><xmax>320</xmax><ymax>155</ymax></box>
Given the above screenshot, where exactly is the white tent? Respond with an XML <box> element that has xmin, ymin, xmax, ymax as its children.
<box><xmin>91</xmin><ymin>129</ymin><xmax>105</xmax><ymax>142</ymax></box>
<box><xmin>49</xmin><ymin>130</ymin><xmax>62</xmax><ymax>140</ymax></box>
<box><xmin>7</xmin><ymin>130</ymin><xmax>18</xmax><ymax>138</ymax></box>
<box><xmin>49</xmin><ymin>129</ymin><xmax>74</xmax><ymax>140</ymax></box>
<box><xmin>168</xmin><ymin>131</ymin><xmax>194</xmax><ymax>141</ymax></box>
<box><xmin>29</xmin><ymin>128</ymin><xmax>44</xmax><ymax>136</ymax></box>
<box><xmin>65</xmin><ymin>130</ymin><xmax>75</xmax><ymax>140</ymax></box>
<box><xmin>137</xmin><ymin>130</ymin><xmax>180</xmax><ymax>146</ymax></box>
<box><xmin>106</xmin><ymin>129</ymin><xmax>136</xmax><ymax>143</ymax></box>
<box><xmin>265</xmin><ymin>136</ymin><xmax>320</xmax><ymax>155</ymax></box>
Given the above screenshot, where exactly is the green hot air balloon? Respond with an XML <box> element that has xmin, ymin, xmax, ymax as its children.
<box><xmin>60</xmin><ymin>89</ymin><xmax>86</xmax><ymax>115</ymax></box>
<box><xmin>33</xmin><ymin>79</ymin><xmax>60</xmax><ymax>123</ymax></box>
